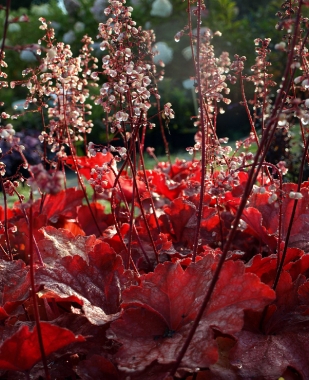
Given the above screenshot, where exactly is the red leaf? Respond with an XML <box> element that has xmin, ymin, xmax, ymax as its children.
<box><xmin>249</xmin><ymin>183</ymin><xmax>309</xmax><ymax>252</ymax></box>
<box><xmin>230</xmin><ymin>272</ymin><xmax>309</xmax><ymax>378</ymax></box>
<box><xmin>49</xmin><ymin>313</ymin><xmax>113</xmax><ymax>360</ymax></box>
<box><xmin>164</xmin><ymin>198</ymin><xmax>197</xmax><ymax>243</ymax></box>
<box><xmin>0</xmin><ymin>322</ymin><xmax>85</xmax><ymax>372</ymax></box>
<box><xmin>247</xmin><ymin>193</ymin><xmax>279</xmax><ymax>234</ymax></box>
<box><xmin>148</xmin><ymin>171</ymin><xmax>186</xmax><ymax>201</ymax></box>
<box><xmin>75</xmin><ymin>153</ymin><xmax>147</xmax><ymax>202</ymax></box>
<box><xmin>285</xmin><ymin>253</ymin><xmax>309</xmax><ymax>281</ymax></box>
<box><xmin>33</xmin><ymin>188</ymin><xmax>84</xmax><ymax>223</ymax></box>
<box><xmin>108</xmin><ymin>255</ymin><xmax>275</xmax><ymax>372</ymax></box>
<box><xmin>117</xmin><ymin>175</ymin><xmax>147</xmax><ymax>202</ymax></box>
<box><xmin>0</xmin><ymin>206</ymin><xmax>13</xmax><ymax>222</ymax></box>
<box><xmin>103</xmin><ymin>224</ymin><xmax>130</xmax><ymax>257</ymax></box>
<box><xmin>78</xmin><ymin>203</ymin><xmax>112</xmax><ymax>237</ymax></box>
<box><xmin>262</xmin><ymin>272</ymin><xmax>309</xmax><ymax>334</ymax></box>
<box><xmin>0</xmin><ymin>260</ymin><xmax>30</xmax><ymax>319</ymax></box>
<box><xmin>245</xmin><ymin>254</ymin><xmax>277</xmax><ymax>285</ymax></box>
<box><xmin>200</xmin><ymin>206</ymin><xmax>220</xmax><ymax>245</ymax></box>
<box><xmin>231</xmin><ymin>171</ymin><xmax>249</xmax><ymax>198</ymax></box>
<box><xmin>95</xmin><ymin>169</ymin><xmax>147</xmax><ymax>202</ymax></box>
<box><xmin>241</xmin><ymin>207</ymin><xmax>277</xmax><ymax>250</ymax></box>
<box><xmin>37</xmin><ymin>226</ymin><xmax>97</xmax><ymax>265</ymax></box>
<box><xmin>246</xmin><ymin>248</ymin><xmax>306</xmax><ymax>285</ymax></box>
<box><xmin>51</xmin><ymin>215</ymin><xmax>86</xmax><ymax>236</ymax></box>
<box><xmin>36</xmin><ymin>241</ymin><xmax>136</xmax><ymax>325</ymax></box>
<box><xmin>0</xmin><ymin>213</ymin><xmax>47</xmax><ymax>262</ymax></box>
<box><xmin>65</xmin><ymin>153</ymin><xmax>114</xmax><ymax>180</ymax></box>
<box><xmin>157</xmin><ymin>158</ymin><xmax>201</xmax><ymax>182</ymax></box>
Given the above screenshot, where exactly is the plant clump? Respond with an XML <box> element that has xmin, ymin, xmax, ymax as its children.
<box><xmin>0</xmin><ymin>0</ymin><xmax>309</xmax><ymax>379</ymax></box>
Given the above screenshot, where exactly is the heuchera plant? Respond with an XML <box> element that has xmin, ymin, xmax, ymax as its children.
<box><xmin>1</xmin><ymin>0</ymin><xmax>309</xmax><ymax>379</ymax></box>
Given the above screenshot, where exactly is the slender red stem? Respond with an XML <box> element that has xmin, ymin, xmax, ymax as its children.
<box><xmin>0</xmin><ymin>177</ymin><xmax>13</xmax><ymax>261</ymax></box>
<box><xmin>29</xmin><ymin>192</ymin><xmax>50</xmax><ymax>380</ymax></box>
<box><xmin>191</xmin><ymin>0</ymin><xmax>207</xmax><ymax>263</ymax></box>
<box><xmin>0</xmin><ymin>0</ymin><xmax>11</xmax><ymax>61</ymax></box>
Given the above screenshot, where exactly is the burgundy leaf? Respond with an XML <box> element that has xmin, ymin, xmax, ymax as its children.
<box><xmin>262</xmin><ymin>272</ymin><xmax>309</xmax><ymax>335</ymax></box>
<box><xmin>36</xmin><ymin>241</ymin><xmax>136</xmax><ymax>325</ymax></box>
<box><xmin>230</xmin><ymin>330</ymin><xmax>309</xmax><ymax>379</ymax></box>
<box><xmin>76</xmin><ymin>355</ymin><xmax>119</xmax><ymax>380</ymax></box>
<box><xmin>201</xmin><ymin>337</ymin><xmax>238</xmax><ymax>380</ymax></box>
<box><xmin>229</xmin><ymin>271</ymin><xmax>309</xmax><ymax>379</ymax></box>
<box><xmin>247</xmin><ymin>192</ymin><xmax>279</xmax><ymax>234</ymax></box>
<box><xmin>37</xmin><ymin>226</ymin><xmax>97</xmax><ymax>264</ymax></box>
<box><xmin>0</xmin><ymin>260</ymin><xmax>30</xmax><ymax>319</ymax></box>
<box><xmin>249</xmin><ymin>183</ymin><xmax>309</xmax><ymax>252</ymax></box>
<box><xmin>241</xmin><ymin>207</ymin><xmax>277</xmax><ymax>251</ymax></box>
<box><xmin>108</xmin><ymin>255</ymin><xmax>275</xmax><ymax>372</ymax></box>
<box><xmin>280</xmin><ymin>183</ymin><xmax>309</xmax><ymax>252</ymax></box>
<box><xmin>164</xmin><ymin>198</ymin><xmax>197</xmax><ymax>243</ymax></box>
<box><xmin>298</xmin><ymin>281</ymin><xmax>309</xmax><ymax>306</ymax></box>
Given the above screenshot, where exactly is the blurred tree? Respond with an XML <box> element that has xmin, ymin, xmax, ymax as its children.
<box><xmin>233</xmin><ymin>0</ymin><xmax>272</xmax><ymax>17</ymax></box>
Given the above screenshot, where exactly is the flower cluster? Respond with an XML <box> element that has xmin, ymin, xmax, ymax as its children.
<box><xmin>0</xmin><ymin>52</ymin><xmax>8</xmax><ymax>96</ymax></box>
<box><xmin>246</xmin><ymin>38</ymin><xmax>276</xmax><ymax>126</ymax></box>
<box><xmin>89</xmin><ymin>161</ymin><xmax>114</xmax><ymax>194</ymax></box>
<box><xmin>198</xmin><ymin>30</ymin><xmax>232</xmax><ymax>108</ymax></box>
<box><xmin>19</xmin><ymin>19</ymin><xmax>97</xmax><ymax>155</ymax></box>
<box><xmin>93</xmin><ymin>0</ymin><xmax>162</xmax><ymax>138</ymax></box>
<box><xmin>3</xmin><ymin>180</ymin><xmax>20</xmax><ymax>197</ymax></box>
<box><xmin>187</xmin><ymin>28</ymin><xmax>232</xmax><ymax>165</ymax></box>
<box><xmin>27</xmin><ymin>164</ymin><xmax>64</xmax><ymax>194</ymax></box>
<box><xmin>0</xmin><ymin>112</ymin><xmax>15</xmax><ymax>141</ymax></box>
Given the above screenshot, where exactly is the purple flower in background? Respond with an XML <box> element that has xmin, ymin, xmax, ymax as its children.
<box><xmin>90</xmin><ymin>0</ymin><xmax>108</xmax><ymax>22</ymax></box>
<box><xmin>0</xmin><ymin>130</ymin><xmax>42</xmax><ymax>176</ymax></box>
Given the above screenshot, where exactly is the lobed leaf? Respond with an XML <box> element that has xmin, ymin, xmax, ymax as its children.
<box><xmin>37</xmin><ymin>226</ymin><xmax>97</xmax><ymax>265</ymax></box>
<box><xmin>0</xmin><ymin>322</ymin><xmax>85</xmax><ymax>372</ymax></box>
<box><xmin>36</xmin><ymin>240</ymin><xmax>137</xmax><ymax>325</ymax></box>
<box><xmin>0</xmin><ymin>260</ymin><xmax>30</xmax><ymax>319</ymax></box>
<box><xmin>108</xmin><ymin>254</ymin><xmax>275</xmax><ymax>372</ymax></box>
